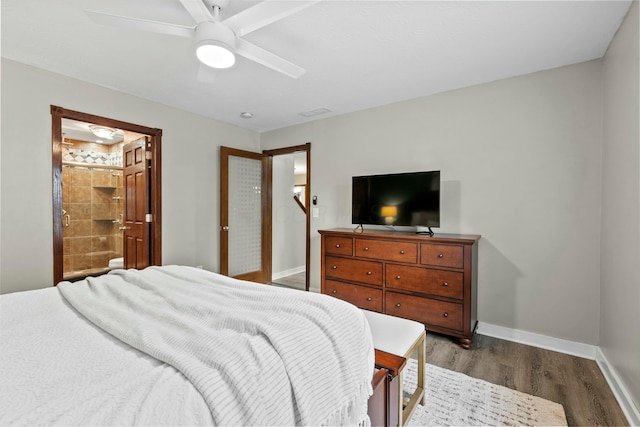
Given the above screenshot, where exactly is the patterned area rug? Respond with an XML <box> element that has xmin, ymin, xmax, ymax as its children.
<box><xmin>403</xmin><ymin>359</ymin><xmax>568</xmax><ymax>426</ymax></box>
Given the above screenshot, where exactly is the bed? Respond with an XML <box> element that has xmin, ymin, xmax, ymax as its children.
<box><xmin>0</xmin><ymin>265</ymin><xmax>376</xmax><ymax>426</ymax></box>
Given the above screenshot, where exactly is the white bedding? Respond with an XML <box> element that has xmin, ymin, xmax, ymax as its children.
<box><xmin>0</xmin><ymin>266</ymin><xmax>374</xmax><ymax>426</ymax></box>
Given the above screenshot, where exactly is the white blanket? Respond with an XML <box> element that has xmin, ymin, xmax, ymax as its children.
<box><xmin>57</xmin><ymin>266</ymin><xmax>374</xmax><ymax>426</ymax></box>
<box><xmin>1</xmin><ymin>285</ymin><xmax>214</xmax><ymax>426</ymax></box>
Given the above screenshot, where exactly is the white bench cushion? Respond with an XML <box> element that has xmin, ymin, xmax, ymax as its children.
<box><xmin>362</xmin><ymin>309</ymin><xmax>425</xmax><ymax>357</ymax></box>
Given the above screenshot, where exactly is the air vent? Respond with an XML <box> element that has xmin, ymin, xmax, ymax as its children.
<box><xmin>299</xmin><ymin>107</ymin><xmax>331</xmax><ymax>118</ymax></box>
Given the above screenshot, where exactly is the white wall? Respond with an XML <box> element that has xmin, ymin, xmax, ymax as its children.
<box><xmin>0</xmin><ymin>59</ymin><xmax>259</xmax><ymax>294</ymax></box>
<box><xmin>262</xmin><ymin>60</ymin><xmax>604</xmax><ymax>345</ymax></box>
<box><xmin>272</xmin><ymin>154</ymin><xmax>306</xmax><ymax>276</ymax></box>
<box><xmin>600</xmin><ymin>0</ymin><xmax>640</xmax><ymax>413</ymax></box>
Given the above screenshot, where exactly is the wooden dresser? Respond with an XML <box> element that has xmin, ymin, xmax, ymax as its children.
<box><xmin>319</xmin><ymin>228</ymin><xmax>480</xmax><ymax>349</ymax></box>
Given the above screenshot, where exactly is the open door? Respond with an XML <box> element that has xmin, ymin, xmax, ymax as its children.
<box><xmin>220</xmin><ymin>146</ymin><xmax>272</xmax><ymax>283</ymax></box>
<box><xmin>123</xmin><ymin>137</ymin><xmax>151</xmax><ymax>269</ymax></box>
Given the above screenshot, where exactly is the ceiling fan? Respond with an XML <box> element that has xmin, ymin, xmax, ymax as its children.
<box><xmin>86</xmin><ymin>0</ymin><xmax>319</xmax><ymax>79</ymax></box>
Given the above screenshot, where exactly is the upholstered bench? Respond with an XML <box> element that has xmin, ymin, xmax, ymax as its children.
<box><xmin>363</xmin><ymin>310</ymin><xmax>426</xmax><ymax>426</ymax></box>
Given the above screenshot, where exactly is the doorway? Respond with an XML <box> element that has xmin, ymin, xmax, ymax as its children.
<box><xmin>269</xmin><ymin>151</ymin><xmax>308</xmax><ymax>291</ymax></box>
<box><xmin>51</xmin><ymin>106</ymin><xmax>162</xmax><ymax>285</ymax></box>
<box><xmin>219</xmin><ymin>143</ymin><xmax>311</xmax><ymax>291</ymax></box>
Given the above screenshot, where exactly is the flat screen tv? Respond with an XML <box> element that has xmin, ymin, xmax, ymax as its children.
<box><xmin>352</xmin><ymin>171</ymin><xmax>440</xmax><ymax>231</ymax></box>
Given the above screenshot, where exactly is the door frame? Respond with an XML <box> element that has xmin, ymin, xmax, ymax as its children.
<box><xmin>263</xmin><ymin>143</ymin><xmax>311</xmax><ymax>291</ymax></box>
<box><xmin>51</xmin><ymin>105</ymin><xmax>163</xmax><ymax>285</ymax></box>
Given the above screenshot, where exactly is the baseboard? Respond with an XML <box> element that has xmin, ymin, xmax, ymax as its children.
<box><xmin>477</xmin><ymin>322</ymin><xmax>597</xmax><ymax>359</ymax></box>
<box><xmin>477</xmin><ymin>322</ymin><xmax>639</xmax><ymax>426</ymax></box>
<box><xmin>596</xmin><ymin>347</ymin><xmax>640</xmax><ymax>426</ymax></box>
<box><xmin>271</xmin><ymin>265</ymin><xmax>305</xmax><ymax>281</ymax></box>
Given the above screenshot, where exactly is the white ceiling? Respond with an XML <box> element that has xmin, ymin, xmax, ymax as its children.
<box><xmin>1</xmin><ymin>0</ymin><xmax>632</xmax><ymax>133</ymax></box>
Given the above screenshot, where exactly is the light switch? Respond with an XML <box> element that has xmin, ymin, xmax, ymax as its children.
<box><xmin>312</xmin><ymin>207</ymin><xmax>319</xmax><ymax>218</ymax></box>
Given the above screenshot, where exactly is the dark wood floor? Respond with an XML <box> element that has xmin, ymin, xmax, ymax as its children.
<box><xmin>270</xmin><ymin>271</ymin><xmax>306</xmax><ymax>291</ymax></box>
<box><xmin>425</xmin><ymin>332</ymin><xmax>629</xmax><ymax>426</ymax></box>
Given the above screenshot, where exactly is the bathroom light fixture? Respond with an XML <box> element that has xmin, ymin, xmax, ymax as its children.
<box><xmin>89</xmin><ymin>125</ymin><xmax>117</xmax><ymax>139</ymax></box>
<box><xmin>240</xmin><ymin>112</ymin><xmax>253</xmax><ymax>119</ymax></box>
<box><xmin>195</xmin><ymin>21</ymin><xmax>236</xmax><ymax>69</ymax></box>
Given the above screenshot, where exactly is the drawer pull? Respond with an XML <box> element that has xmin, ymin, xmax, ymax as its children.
<box><xmin>438</xmin><ymin>253</ymin><xmax>444</xmax><ymax>258</ymax></box>
<box><xmin>364</xmin><ymin>247</ymin><xmax>369</xmax><ymax>251</ymax></box>
<box><xmin>443</xmin><ymin>282</ymin><xmax>449</xmax><ymax>287</ymax></box>
<box><xmin>396</xmin><ymin>303</ymin><xmax>401</xmax><ymax>308</ymax></box>
<box><xmin>395</xmin><ymin>275</ymin><xmax>401</xmax><ymax>280</ymax></box>
<box><xmin>443</xmin><ymin>312</ymin><xmax>448</xmax><ymax>318</ymax></box>
<box><xmin>367</xmin><ymin>297</ymin><xmax>372</xmax><ymax>301</ymax></box>
<box><xmin>335</xmin><ymin>244</ymin><xmax>340</xmax><ymax>248</ymax></box>
<box><xmin>399</xmin><ymin>250</ymin><xmax>405</xmax><ymax>254</ymax></box>
<box><xmin>332</xmin><ymin>290</ymin><xmax>337</xmax><ymax>294</ymax></box>
<box><xmin>332</xmin><ymin>265</ymin><xmax>337</xmax><ymax>269</ymax></box>
<box><xmin>366</xmin><ymin>271</ymin><xmax>372</xmax><ymax>275</ymax></box>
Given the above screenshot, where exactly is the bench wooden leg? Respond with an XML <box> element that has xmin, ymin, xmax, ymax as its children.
<box><xmin>418</xmin><ymin>332</ymin><xmax>426</xmax><ymax>405</ymax></box>
<box><xmin>400</xmin><ymin>331</ymin><xmax>426</xmax><ymax>425</ymax></box>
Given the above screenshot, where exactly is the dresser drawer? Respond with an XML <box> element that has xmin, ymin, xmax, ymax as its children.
<box><xmin>420</xmin><ymin>244</ymin><xmax>463</xmax><ymax>268</ymax></box>
<box><xmin>323</xmin><ymin>280</ymin><xmax>383</xmax><ymax>312</ymax></box>
<box><xmin>355</xmin><ymin>239</ymin><xmax>418</xmax><ymax>263</ymax></box>
<box><xmin>385</xmin><ymin>264</ymin><xmax>463</xmax><ymax>299</ymax></box>
<box><xmin>325</xmin><ymin>236</ymin><xmax>353</xmax><ymax>255</ymax></box>
<box><xmin>385</xmin><ymin>292</ymin><xmax>463</xmax><ymax>331</ymax></box>
<box><xmin>325</xmin><ymin>256</ymin><xmax>383</xmax><ymax>286</ymax></box>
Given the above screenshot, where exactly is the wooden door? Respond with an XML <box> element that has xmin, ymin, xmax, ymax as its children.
<box><xmin>123</xmin><ymin>137</ymin><xmax>151</xmax><ymax>269</ymax></box>
<box><xmin>220</xmin><ymin>146</ymin><xmax>271</xmax><ymax>283</ymax></box>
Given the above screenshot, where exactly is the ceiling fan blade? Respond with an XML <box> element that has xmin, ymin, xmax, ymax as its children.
<box><xmin>224</xmin><ymin>0</ymin><xmax>321</xmax><ymax>37</ymax></box>
<box><xmin>197</xmin><ymin>63</ymin><xmax>218</xmax><ymax>83</ymax></box>
<box><xmin>178</xmin><ymin>0</ymin><xmax>213</xmax><ymax>24</ymax></box>
<box><xmin>235</xmin><ymin>38</ymin><xmax>306</xmax><ymax>79</ymax></box>
<box><xmin>86</xmin><ymin>11</ymin><xmax>194</xmax><ymax>38</ymax></box>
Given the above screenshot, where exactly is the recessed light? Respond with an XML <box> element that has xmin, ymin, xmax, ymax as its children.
<box><xmin>240</xmin><ymin>112</ymin><xmax>254</xmax><ymax>119</ymax></box>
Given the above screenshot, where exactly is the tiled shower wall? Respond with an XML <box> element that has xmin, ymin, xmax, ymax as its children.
<box><xmin>62</xmin><ymin>141</ymin><xmax>123</xmax><ymax>278</ymax></box>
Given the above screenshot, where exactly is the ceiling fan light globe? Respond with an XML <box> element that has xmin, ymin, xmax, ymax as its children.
<box><xmin>197</xmin><ymin>43</ymin><xmax>236</xmax><ymax>69</ymax></box>
<box><xmin>195</xmin><ymin>21</ymin><xmax>237</xmax><ymax>69</ymax></box>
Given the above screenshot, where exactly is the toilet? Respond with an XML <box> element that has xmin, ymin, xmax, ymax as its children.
<box><xmin>108</xmin><ymin>257</ymin><xmax>124</xmax><ymax>270</ymax></box>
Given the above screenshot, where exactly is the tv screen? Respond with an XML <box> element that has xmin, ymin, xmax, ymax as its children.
<box><xmin>352</xmin><ymin>171</ymin><xmax>440</xmax><ymax>227</ymax></box>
